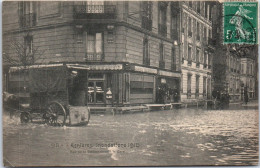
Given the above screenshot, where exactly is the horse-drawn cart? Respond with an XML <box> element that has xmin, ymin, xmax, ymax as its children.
<box><xmin>8</xmin><ymin>64</ymin><xmax>91</xmax><ymax>126</ymax></box>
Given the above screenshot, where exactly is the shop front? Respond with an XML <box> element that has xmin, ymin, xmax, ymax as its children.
<box><xmin>157</xmin><ymin>70</ymin><xmax>181</xmax><ymax>103</ymax></box>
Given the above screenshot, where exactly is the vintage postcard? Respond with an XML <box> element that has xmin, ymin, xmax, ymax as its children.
<box><xmin>2</xmin><ymin>0</ymin><xmax>259</xmax><ymax>166</ymax></box>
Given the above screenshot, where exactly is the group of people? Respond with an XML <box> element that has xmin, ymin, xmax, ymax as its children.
<box><xmin>156</xmin><ymin>85</ymin><xmax>179</xmax><ymax>104</ymax></box>
<box><xmin>212</xmin><ymin>90</ymin><xmax>230</xmax><ymax>109</ymax></box>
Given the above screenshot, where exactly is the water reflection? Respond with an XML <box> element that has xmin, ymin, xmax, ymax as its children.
<box><xmin>3</xmin><ymin>108</ymin><xmax>259</xmax><ymax>166</ymax></box>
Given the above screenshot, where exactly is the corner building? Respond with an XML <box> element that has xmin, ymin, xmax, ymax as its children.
<box><xmin>3</xmin><ymin>1</ymin><xmax>183</xmax><ymax>106</ymax></box>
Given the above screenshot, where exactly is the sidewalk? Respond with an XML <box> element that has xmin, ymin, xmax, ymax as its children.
<box><xmin>241</xmin><ymin>100</ymin><xmax>258</xmax><ymax>107</ymax></box>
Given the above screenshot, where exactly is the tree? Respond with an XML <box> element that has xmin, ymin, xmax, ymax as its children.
<box><xmin>3</xmin><ymin>32</ymin><xmax>45</xmax><ymax>67</ymax></box>
<box><xmin>3</xmin><ymin>31</ymin><xmax>45</xmax><ymax>94</ymax></box>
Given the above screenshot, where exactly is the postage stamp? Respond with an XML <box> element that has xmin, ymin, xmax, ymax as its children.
<box><xmin>223</xmin><ymin>2</ymin><xmax>258</xmax><ymax>44</ymax></box>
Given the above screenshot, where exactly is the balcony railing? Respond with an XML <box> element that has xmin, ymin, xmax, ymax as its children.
<box><xmin>142</xmin><ymin>16</ymin><xmax>152</xmax><ymax>31</ymax></box>
<box><xmin>85</xmin><ymin>52</ymin><xmax>103</xmax><ymax>61</ymax></box>
<box><xmin>73</xmin><ymin>5</ymin><xmax>116</xmax><ymax>19</ymax></box>
<box><xmin>159</xmin><ymin>60</ymin><xmax>165</xmax><ymax>69</ymax></box>
<box><xmin>19</xmin><ymin>13</ymin><xmax>37</xmax><ymax>28</ymax></box>
<box><xmin>158</xmin><ymin>24</ymin><xmax>167</xmax><ymax>37</ymax></box>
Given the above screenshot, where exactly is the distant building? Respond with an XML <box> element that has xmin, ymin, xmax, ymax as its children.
<box><xmin>240</xmin><ymin>57</ymin><xmax>256</xmax><ymax>99</ymax></box>
<box><xmin>212</xmin><ymin>1</ymin><xmax>258</xmax><ymax>102</ymax></box>
<box><xmin>179</xmin><ymin>1</ymin><xmax>215</xmax><ymax>102</ymax></box>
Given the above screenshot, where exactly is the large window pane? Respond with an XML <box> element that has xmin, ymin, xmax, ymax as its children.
<box><xmin>95</xmin><ymin>33</ymin><xmax>102</xmax><ymax>53</ymax></box>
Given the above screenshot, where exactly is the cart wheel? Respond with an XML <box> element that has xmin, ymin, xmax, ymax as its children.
<box><xmin>46</xmin><ymin>102</ymin><xmax>66</xmax><ymax>126</ymax></box>
<box><xmin>20</xmin><ymin>112</ymin><xmax>30</xmax><ymax>123</ymax></box>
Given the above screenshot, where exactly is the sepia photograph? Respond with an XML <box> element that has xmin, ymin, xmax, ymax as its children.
<box><xmin>2</xmin><ymin>0</ymin><xmax>259</xmax><ymax>166</ymax></box>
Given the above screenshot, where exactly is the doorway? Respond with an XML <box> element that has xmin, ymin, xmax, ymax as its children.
<box><xmin>87</xmin><ymin>81</ymin><xmax>105</xmax><ymax>104</ymax></box>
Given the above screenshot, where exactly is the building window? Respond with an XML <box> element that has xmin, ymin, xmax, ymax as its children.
<box><xmin>187</xmin><ymin>74</ymin><xmax>192</xmax><ymax>98</ymax></box>
<box><xmin>85</xmin><ymin>32</ymin><xmax>103</xmax><ymax>61</ymax></box>
<box><xmin>188</xmin><ymin>45</ymin><xmax>192</xmax><ymax>65</ymax></box>
<box><xmin>204</xmin><ymin>51</ymin><xmax>207</xmax><ymax>68</ymax></box>
<box><xmin>196</xmin><ymin>48</ymin><xmax>200</xmax><ymax>67</ymax></box>
<box><xmin>159</xmin><ymin>43</ymin><xmax>165</xmax><ymax>68</ymax></box>
<box><xmin>205</xmin><ymin>3</ymin><xmax>208</xmax><ymax>19</ymax></box>
<box><xmin>188</xmin><ymin>17</ymin><xmax>192</xmax><ymax>37</ymax></box>
<box><xmin>204</xmin><ymin>27</ymin><xmax>207</xmax><ymax>42</ymax></box>
<box><xmin>188</xmin><ymin>1</ymin><xmax>192</xmax><ymax>8</ymax></box>
<box><xmin>197</xmin><ymin>22</ymin><xmax>200</xmax><ymax>41</ymax></box>
<box><xmin>18</xmin><ymin>2</ymin><xmax>37</xmax><ymax>27</ymax></box>
<box><xmin>143</xmin><ymin>38</ymin><xmax>150</xmax><ymax>66</ymax></box>
<box><xmin>24</xmin><ymin>35</ymin><xmax>33</xmax><ymax>55</ymax></box>
<box><xmin>203</xmin><ymin>77</ymin><xmax>206</xmax><ymax>97</ymax></box>
<box><xmin>171</xmin><ymin>15</ymin><xmax>178</xmax><ymax>40</ymax></box>
<box><xmin>208</xmin><ymin>53</ymin><xmax>212</xmax><ymax>69</ymax></box>
<box><xmin>171</xmin><ymin>47</ymin><xmax>176</xmax><ymax>71</ymax></box>
<box><xmin>158</xmin><ymin>3</ymin><xmax>167</xmax><ymax>37</ymax></box>
<box><xmin>197</xmin><ymin>2</ymin><xmax>201</xmax><ymax>14</ymax></box>
<box><xmin>142</xmin><ymin>1</ymin><xmax>153</xmax><ymax>31</ymax></box>
<box><xmin>196</xmin><ymin>75</ymin><xmax>199</xmax><ymax>98</ymax></box>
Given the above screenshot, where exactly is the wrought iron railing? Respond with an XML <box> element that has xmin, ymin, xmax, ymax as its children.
<box><xmin>85</xmin><ymin>53</ymin><xmax>103</xmax><ymax>61</ymax></box>
<box><xmin>73</xmin><ymin>5</ymin><xmax>116</xmax><ymax>19</ymax></box>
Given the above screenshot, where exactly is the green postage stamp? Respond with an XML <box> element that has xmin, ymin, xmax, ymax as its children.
<box><xmin>224</xmin><ymin>2</ymin><xmax>258</xmax><ymax>44</ymax></box>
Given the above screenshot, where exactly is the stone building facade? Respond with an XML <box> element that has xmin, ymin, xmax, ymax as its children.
<box><xmin>179</xmin><ymin>1</ymin><xmax>215</xmax><ymax>102</ymax></box>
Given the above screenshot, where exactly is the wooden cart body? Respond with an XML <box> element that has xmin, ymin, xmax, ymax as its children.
<box><xmin>10</xmin><ymin>64</ymin><xmax>90</xmax><ymax>126</ymax></box>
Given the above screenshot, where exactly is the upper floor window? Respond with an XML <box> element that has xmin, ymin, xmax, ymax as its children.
<box><xmin>196</xmin><ymin>48</ymin><xmax>200</xmax><ymax>63</ymax></box>
<box><xmin>171</xmin><ymin>47</ymin><xmax>176</xmax><ymax>71</ymax></box>
<box><xmin>24</xmin><ymin>35</ymin><xmax>33</xmax><ymax>55</ymax></box>
<box><xmin>143</xmin><ymin>38</ymin><xmax>150</xmax><ymax>65</ymax></box>
<box><xmin>188</xmin><ymin>45</ymin><xmax>192</xmax><ymax>62</ymax></box>
<box><xmin>171</xmin><ymin>13</ymin><xmax>178</xmax><ymax>40</ymax></box>
<box><xmin>18</xmin><ymin>2</ymin><xmax>37</xmax><ymax>27</ymax></box>
<box><xmin>197</xmin><ymin>22</ymin><xmax>200</xmax><ymax>41</ymax></box>
<box><xmin>197</xmin><ymin>2</ymin><xmax>201</xmax><ymax>14</ymax></box>
<box><xmin>204</xmin><ymin>3</ymin><xmax>208</xmax><ymax>19</ymax></box>
<box><xmin>204</xmin><ymin>27</ymin><xmax>207</xmax><ymax>41</ymax></box>
<box><xmin>188</xmin><ymin>1</ymin><xmax>192</xmax><ymax>8</ymax></box>
<box><xmin>85</xmin><ymin>32</ymin><xmax>103</xmax><ymax>61</ymax></box>
<box><xmin>141</xmin><ymin>1</ymin><xmax>153</xmax><ymax>31</ymax></box>
<box><xmin>188</xmin><ymin>17</ymin><xmax>192</xmax><ymax>37</ymax></box>
<box><xmin>159</xmin><ymin>43</ymin><xmax>165</xmax><ymax>68</ymax></box>
<box><xmin>158</xmin><ymin>2</ymin><xmax>167</xmax><ymax>37</ymax></box>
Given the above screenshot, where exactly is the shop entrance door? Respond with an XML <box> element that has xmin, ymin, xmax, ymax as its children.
<box><xmin>87</xmin><ymin>81</ymin><xmax>105</xmax><ymax>104</ymax></box>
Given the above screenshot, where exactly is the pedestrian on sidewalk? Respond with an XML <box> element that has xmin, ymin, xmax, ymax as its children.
<box><xmin>244</xmin><ymin>87</ymin><xmax>249</xmax><ymax>105</ymax></box>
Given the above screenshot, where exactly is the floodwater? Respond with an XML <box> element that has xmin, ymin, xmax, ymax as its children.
<box><xmin>3</xmin><ymin>106</ymin><xmax>259</xmax><ymax>166</ymax></box>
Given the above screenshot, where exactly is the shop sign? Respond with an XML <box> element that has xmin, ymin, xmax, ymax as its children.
<box><xmin>134</xmin><ymin>66</ymin><xmax>157</xmax><ymax>74</ymax></box>
<box><xmin>161</xmin><ymin>78</ymin><xmax>166</xmax><ymax>83</ymax></box>
<box><xmin>158</xmin><ymin>70</ymin><xmax>181</xmax><ymax>78</ymax></box>
<box><xmin>88</xmin><ymin>64</ymin><xmax>123</xmax><ymax>70</ymax></box>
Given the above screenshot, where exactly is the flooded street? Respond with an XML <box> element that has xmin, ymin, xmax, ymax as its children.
<box><xmin>3</xmin><ymin>107</ymin><xmax>259</xmax><ymax>166</ymax></box>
